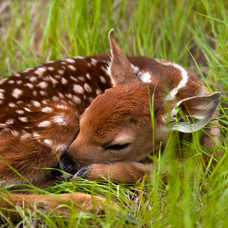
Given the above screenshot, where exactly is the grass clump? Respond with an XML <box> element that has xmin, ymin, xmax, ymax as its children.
<box><xmin>0</xmin><ymin>0</ymin><xmax>228</xmax><ymax>227</ymax></box>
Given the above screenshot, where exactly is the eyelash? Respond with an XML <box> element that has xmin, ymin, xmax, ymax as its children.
<box><xmin>106</xmin><ymin>143</ymin><xmax>129</xmax><ymax>151</ymax></box>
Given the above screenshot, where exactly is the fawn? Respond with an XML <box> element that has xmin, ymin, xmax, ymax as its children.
<box><xmin>0</xmin><ymin>29</ymin><xmax>221</xmax><ymax>219</ymax></box>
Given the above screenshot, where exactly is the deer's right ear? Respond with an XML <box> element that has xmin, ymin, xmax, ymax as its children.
<box><xmin>108</xmin><ymin>29</ymin><xmax>139</xmax><ymax>86</ymax></box>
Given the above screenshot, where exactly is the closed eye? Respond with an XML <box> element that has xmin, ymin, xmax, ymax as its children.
<box><xmin>106</xmin><ymin>143</ymin><xmax>130</xmax><ymax>151</ymax></box>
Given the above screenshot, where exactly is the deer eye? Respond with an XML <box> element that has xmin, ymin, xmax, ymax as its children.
<box><xmin>106</xmin><ymin>143</ymin><xmax>130</xmax><ymax>151</ymax></box>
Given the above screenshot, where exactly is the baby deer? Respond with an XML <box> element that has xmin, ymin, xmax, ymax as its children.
<box><xmin>0</xmin><ymin>29</ymin><xmax>221</xmax><ymax>219</ymax></box>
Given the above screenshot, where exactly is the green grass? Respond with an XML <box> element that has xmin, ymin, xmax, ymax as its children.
<box><xmin>0</xmin><ymin>0</ymin><xmax>228</xmax><ymax>227</ymax></box>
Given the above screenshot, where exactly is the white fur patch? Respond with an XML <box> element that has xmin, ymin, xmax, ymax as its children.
<box><xmin>38</xmin><ymin>121</ymin><xmax>51</xmax><ymax>127</ymax></box>
<box><xmin>12</xmin><ymin>88</ymin><xmax>23</xmax><ymax>99</ymax></box>
<box><xmin>52</xmin><ymin>115</ymin><xmax>67</xmax><ymax>126</ymax></box>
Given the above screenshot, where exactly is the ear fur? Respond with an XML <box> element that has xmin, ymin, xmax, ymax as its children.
<box><xmin>108</xmin><ymin>29</ymin><xmax>139</xmax><ymax>86</ymax></box>
<box><xmin>167</xmin><ymin>92</ymin><xmax>221</xmax><ymax>133</ymax></box>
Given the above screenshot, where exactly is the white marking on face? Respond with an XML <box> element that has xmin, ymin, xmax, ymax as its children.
<box><xmin>84</xmin><ymin>83</ymin><xmax>92</xmax><ymax>92</ymax></box>
<box><xmin>35</xmin><ymin>67</ymin><xmax>46</xmax><ymax>76</ymax></box>
<box><xmin>68</xmin><ymin>65</ymin><xmax>76</xmax><ymax>71</ymax></box>
<box><xmin>52</xmin><ymin>114</ymin><xmax>67</xmax><ymax>126</ymax></box>
<box><xmin>18</xmin><ymin>117</ymin><xmax>28</xmax><ymax>122</ymax></box>
<box><xmin>37</xmin><ymin>81</ymin><xmax>48</xmax><ymax>89</ymax></box>
<box><xmin>73</xmin><ymin>84</ymin><xmax>84</xmax><ymax>94</ymax></box>
<box><xmin>38</xmin><ymin>121</ymin><xmax>51</xmax><ymax>127</ymax></box>
<box><xmin>41</xmin><ymin>107</ymin><xmax>53</xmax><ymax>113</ymax></box>
<box><xmin>12</xmin><ymin>88</ymin><xmax>23</xmax><ymax>99</ymax></box>
<box><xmin>61</xmin><ymin>78</ymin><xmax>68</xmax><ymax>84</ymax></box>
<box><xmin>100</xmin><ymin>76</ymin><xmax>106</xmax><ymax>84</ymax></box>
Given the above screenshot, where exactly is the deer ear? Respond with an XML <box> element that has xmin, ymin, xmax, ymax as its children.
<box><xmin>167</xmin><ymin>92</ymin><xmax>221</xmax><ymax>133</ymax></box>
<box><xmin>108</xmin><ymin>29</ymin><xmax>139</xmax><ymax>86</ymax></box>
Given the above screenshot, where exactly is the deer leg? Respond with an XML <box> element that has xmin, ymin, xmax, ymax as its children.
<box><xmin>73</xmin><ymin>162</ymin><xmax>153</xmax><ymax>183</ymax></box>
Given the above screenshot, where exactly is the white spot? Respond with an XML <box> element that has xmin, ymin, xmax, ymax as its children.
<box><xmin>20</xmin><ymin>132</ymin><xmax>31</xmax><ymax>140</ymax></box>
<box><xmin>44</xmin><ymin>139</ymin><xmax>52</xmax><ymax>146</ymax></box>
<box><xmin>72</xmin><ymin>96</ymin><xmax>81</xmax><ymax>104</ymax></box>
<box><xmin>47</xmin><ymin>76</ymin><xmax>58</xmax><ymax>84</ymax></box>
<box><xmin>16</xmin><ymin>110</ymin><xmax>24</xmax><ymax>114</ymax></box>
<box><xmin>47</xmin><ymin>61</ymin><xmax>54</xmax><ymax>64</ymax></box>
<box><xmin>55</xmin><ymin>144</ymin><xmax>68</xmax><ymax>152</ymax></box>
<box><xmin>54</xmin><ymin>75</ymin><xmax>61</xmax><ymax>79</ymax></box>
<box><xmin>42</xmin><ymin>100</ymin><xmax>48</xmax><ymax>105</ymax></box>
<box><xmin>86</xmin><ymin>73</ymin><xmax>91</xmax><ymax>80</ymax></box>
<box><xmin>91</xmin><ymin>59</ymin><xmax>97</xmax><ymax>65</ymax></box>
<box><xmin>12</xmin><ymin>88</ymin><xmax>23</xmax><ymax>99</ymax></box>
<box><xmin>139</xmin><ymin>72</ymin><xmax>151</xmax><ymax>83</ymax></box>
<box><xmin>41</xmin><ymin>107</ymin><xmax>53</xmax><ymax>113</ymax></box>
<box><xmin>0</xmin><ymin>123</ymin><xmax>7</xmax><ymax>128</ymax></box>
<box><xmin>11</xmin><ymin>130</ymin><xmax>19</xmax><ymax>137</ymax></box>
<box><xmin>78</xmin><ymin>76</ymin><xmax>85</xmax><ymax>82</ymax></box>
<box><xmin>19</xmin><ymin>117</ymin><xmax>28</xmax><ymax>122</ymax></box>
<box><xmin>100</xmin><ymin>76</ymin><xmax>106</xmax><ymax>84</ymax></box>
<box><xmin>56</xmin><ymin>104</ymin><xmax>68</xmax><ymax>109</ymax></box>
<box><xmin>61</xmin><ymin>78</ymin><xmax>68</xmax><ymax>84</ymax></box>
<box><xmin>5</xmin><ymin>119</ymin><xmax>14</xmax><ymax>125</ymax></box>
<box><xmin>48</xmin><ymin>67</ymin><xmax>55</xmax><ymax>71</ymax></box>
<box><xmin>58</xmin><ymin>69</ymin><xmax>65</xmax><ymax>75</ymax></box>
<box><xmin>29</xmin><ymin>76</ymin><xmax>37</xmax><ymax>82</ymax></box>
<box><xmin>8</xmin><ymin>80</ymin><xmax>15</xmax><ymax>84</ymax></box>
<box><xmin>73</xmin><ymin>56</ymin><xmax>84</xmax><ymax>60</ymax></box>
<box><xmin>26</xmin><ymin>83</ymin><xmax>34</xmax><ymax>89</ymax></box>
<box><xmin>14</xmin><ymin>73</ymin><xmax>21</xmax><ymax>77</ymax></box>
<box><xmin>66</xmin><ymin>93</ymin><xmax>73</xmax><ymax>99</ymax></box>
<box><xmin>58</xmin><ymin>92</ymin><xmax>64</xmax><ymax>99</ymax></box>
<box><xmin>0</xmin><ymin>92</ymin><xmax>4</xmax><ymax>99</ymax></box>
<box><xmin>68</xmin><ymin>65</ymin><xmax>76</xmax><ymax>71</ymax></box>
<box><xmin>23</xmin><ymin>107</ymin><xmax>31</xmax><ymax>112</ymax></box>
<box><xmin>70</xmin><ymin>76</ymin><xmax>78</xmax><ymax>82</ymax></box>
<box><xmin>9</xmin><ymin>102</ymin><xmax>16</xmax><ymax>107</ymax></box>
<box><xmin>96</xmin><ymin>89</ymin><xmax>101</xmax><ymax>96</ymax></box>
<box><xmin>64</xmin><ymin>58</ymin><xmax>75</xmax><ymax>63</ymax></box>
<box><xmin>33</xmin><ymin>132</ymin><xmax>40</xmax><ymax>138</ymax></box>
<box><xmin>32</xmin><ymin>101</ymin><xmax>41</xmax><ymax>107</ymax></box>
<box><xmin>84</xmin><ymin>83</ymin><xmax>92</xmax><ymax>93</ymax></box>
<box><xmin>17</xmin><ymin>100</ymin><xmax>23</xmax><ymax>104</ymax></box>
<box><xmin>37</xmin><ymin>81</ymin><xmax>48</xmax><ymax>89</ymax></box>
<box><xmin>52</xmin><ymin>114</ymin><xmax>67</xmax><ymax>126</ymax></box>
<box><xmin>35</xmin><ymin>67</ymin><xmax>46</xmax><ymax>76</ymax></box>
<box><xmin>33</xmin><ymin>91</ymin><xmax>38</xmax><ymax>96</ymax></box>
<box><xmin>73</xmin><ymin>84</ymin><xmax>84</xmax><ymax>94</ymax></box>
<box><xmin>40</xmin><ymin>91</ymin><xmax>47</xmax><ymax>96</ymax></box>
<box><xmin>0</xmin><ymin>78</ymin><xmax>7</xmax><ymax>85</ymax></box>
<box><xmin>52</xmin><ymin>96</ymin><xmax>59</xmax><ymax>101</ymax></box>
<box><xmin>38</xmin><ymin>121</ymin><xmax>51</xmax><ymax>127</ymax></box>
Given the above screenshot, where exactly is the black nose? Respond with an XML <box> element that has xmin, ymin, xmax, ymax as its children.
<box><xmin>51</xmin><ymin>153</ymin><xmax>78</xmax><ymax>179</ymax></box>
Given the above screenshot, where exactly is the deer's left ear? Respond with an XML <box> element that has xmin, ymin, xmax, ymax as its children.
<box><xmin>108</xmin><ymin>29</ymin><xmax>139</xmax><ymax>86</ymax></box>
<box><xmin>167</xmin><ymin>92</ymin><xmax>221</xmax><ymax>133</ymax></box>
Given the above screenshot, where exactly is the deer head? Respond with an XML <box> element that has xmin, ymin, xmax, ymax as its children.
<box><xmin>67</xmin><ymin>29</ymin><xmax>221</xmax><ymax>169</ymax></box>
